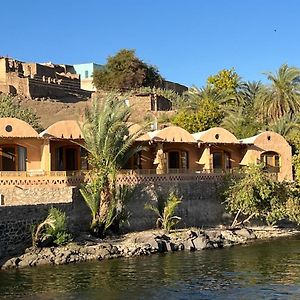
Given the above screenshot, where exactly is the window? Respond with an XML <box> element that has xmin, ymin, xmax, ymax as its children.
<box><xmin>0</xmin><ymin>145</ymin><xmax>27</xmax><ymax>171</ymax></box>
<box><xmin>212</xmin><ymin>151</ymin><xmax>231</xmax><ymax>172</ymax></box>
<box><xmin>260</xmin><ymin>151</ymin><xmax>280</xmax><ymax>173</ymax></box>
<box><xmin>85</xmin><ymin>70</ymin><xmax>89</xmax><ymax>78</ymax></box>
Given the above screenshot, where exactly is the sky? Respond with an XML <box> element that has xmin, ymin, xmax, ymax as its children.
<box><xmin>1</xmin><ymin>0</ymin><xmax>300</xmax><ymax>87</ymax></box>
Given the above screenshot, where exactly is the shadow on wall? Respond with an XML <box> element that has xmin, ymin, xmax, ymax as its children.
<box><xmin>0</xmin><ymin>188</ymin><xmax>90</xmax><ymax>260</ymax></box>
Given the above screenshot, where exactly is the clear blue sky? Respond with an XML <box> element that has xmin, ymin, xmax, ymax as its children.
<box><xmin>1</xmin><ymin>0</ymin><xmax>299</xmax><ymax>87</ymax></box>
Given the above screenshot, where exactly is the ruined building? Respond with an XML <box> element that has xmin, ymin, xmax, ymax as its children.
<box><xmin>0</xmin><ymin>57</ymin><xmax>91</xmax><ymax>99</ymax></box>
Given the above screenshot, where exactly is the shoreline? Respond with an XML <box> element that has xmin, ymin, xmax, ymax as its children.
<box><xmin>1</xmin><ymin>226</ymin><xmax>300</xmax><ymax>271</ymax></box>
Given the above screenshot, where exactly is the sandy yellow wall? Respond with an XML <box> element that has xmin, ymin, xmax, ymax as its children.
<box><xmin>241</xmin><ymin>132</ymin><xmax>293</xmax><ymax>181</ymax></box>
<box><xmin>0</xmin><ymin>138</ymin><xmax>43</xmax><ymax>170</ymax></box>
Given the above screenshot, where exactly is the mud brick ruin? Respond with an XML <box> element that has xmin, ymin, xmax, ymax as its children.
<box><xmin>0</xmin><ymin>57</ymin><xmax>91</xmax><ymax>99</ymax></box>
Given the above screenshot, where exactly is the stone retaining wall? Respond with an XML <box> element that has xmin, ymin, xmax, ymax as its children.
<box><xmin>0</xmin><ymin>186</ymin><xmax>74</xmax><ymax>206</ymax></box>
<box><xmin>126</xmin><ymin>180</ymin><xmax>226</xmax><ymax>231</ymax></box>
<box><xmin>0</xmin><ymin>179</ymin><xmax>225</xmax><ymax>259</ymax></box>
<box><xmin>0</xmin><ymin>203</ymin><xmax>72</xmax><ymax>259</ymax></box>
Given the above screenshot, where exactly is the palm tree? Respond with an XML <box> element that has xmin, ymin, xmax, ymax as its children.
<box><xmin>183</xmin><ymin>85</ymin><xmax>233</xmax><ymax>111</ymax></box>
<box><xmin>221</xmin><ymin>107</ymin><xmax>260</xmax><ymax>139</ymax></box>
<box><xmin>264</xmin><ymin>113</ymin><xmax>300</xmax><ymax>137</ymax></box>
<box><xmin>80</xmin><ymin>94</ymin><xmax>143</xmax><ymax>236</ymax></box>
<box><xmin>237</xmin><ymin>81</ymin><xmax>262</xmax><ymax>108</ymax></box>
<box><xmin>256</xmin><ymin>64</ymin><xmax>300</xmax><ymax>122</ymax></box>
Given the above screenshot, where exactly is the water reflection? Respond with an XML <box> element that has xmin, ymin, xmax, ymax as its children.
<box><xmin>1</xmin><ymin>236</ymin><xmax>300</xmax><ymax>299</ymax></box>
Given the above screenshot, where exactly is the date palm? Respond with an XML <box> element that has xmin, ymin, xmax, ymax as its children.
<box><xmin>80</xmin><ymin>94</ymin><xmax>143</xmax><ymax>236</ymax></box>
<box><xmin>256</xmin><ymin>64</ymin><xmax>300</xmax><ymax>122</ymax></box>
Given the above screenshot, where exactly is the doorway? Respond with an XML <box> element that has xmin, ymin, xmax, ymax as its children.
<box><xmin>168</xmin><ymin>151</ymin><xmax>180</xmax><ymax>169</ymax></box>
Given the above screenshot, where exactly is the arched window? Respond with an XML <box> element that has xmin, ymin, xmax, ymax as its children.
<box><xmin>260</xmin><ymin>151</ymin><xmax>280</xmax><ymax>173</ymax></box>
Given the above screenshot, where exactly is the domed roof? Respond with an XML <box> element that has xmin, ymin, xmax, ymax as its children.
<box><xmin>0</xmin><ymin>117</ymin><xmax>39</xmax><ymax>137</ymax></box>
<box><xmin>193</xmin><ymin>127</ymin><xmax>239</xmax><ymax>144</ymax></box>
<box><xmin>240</xmin><ymin>131</ymin><xmax>290</xmax><ymax>147</ymax></box>
<box><xmin>41</xmin><ymin>120</ymin><xmax>82</xmax><ymax>139</ymax></box>
<box><xmin>151</xmin><ymin>126</ymin><xmax>196</xmax><ymax>143</ymax></box>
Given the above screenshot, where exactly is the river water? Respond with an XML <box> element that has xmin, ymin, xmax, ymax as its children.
<box><xmin>1</xmin><ymin>236</ymin><xmax>300</xmax><ymax>300</ymax></box>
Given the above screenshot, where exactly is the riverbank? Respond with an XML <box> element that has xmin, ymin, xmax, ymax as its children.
<box><xmin>1</xmin><ymin>226</ymin><xmax>300</xmax><ymax>270</ymax></box>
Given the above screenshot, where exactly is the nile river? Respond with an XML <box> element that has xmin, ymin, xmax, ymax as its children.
<box><xmin>1</xmin><ymin>236</ymin><xmax>300</xmax><ymax>299</ymax></box>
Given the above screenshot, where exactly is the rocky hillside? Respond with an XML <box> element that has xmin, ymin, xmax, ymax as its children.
<box><xmin>17</xmin><ymin>95</ymin><xmax>91</xmax><ymax>129</ymax></box>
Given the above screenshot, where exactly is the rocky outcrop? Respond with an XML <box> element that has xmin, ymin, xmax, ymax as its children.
<box><xmin>0</xmin><ymin>227</ymin><xmax>258</xmax><ymax>270</ymax></box>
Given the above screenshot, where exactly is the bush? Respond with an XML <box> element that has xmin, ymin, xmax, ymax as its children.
<box><xmin>33</xmin><ymin>207</ymin><xmax>72</xmax><ymax>247</ymax></box>
<box><xmin>222</xmin><ymin>165</ymin><xmax>287</xmax><ymax>227</ymax></box>
<box><xmin>145</xmin><ymin>191</ymin><xmax>182</xmax><ymax>232</ymax></box>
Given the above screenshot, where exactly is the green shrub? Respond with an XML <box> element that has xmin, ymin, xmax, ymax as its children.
<box><xmin>33</xmin><ymin>207</ymin><xmax>72</xmax><ymax>247</ymax></box>
<box><xmin>145</xmin><ymin>191</ymin><xmax>182</xmax><ymax>232</ymax></box>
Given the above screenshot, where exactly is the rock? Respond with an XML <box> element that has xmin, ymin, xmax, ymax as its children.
<box><xmin>183</xmin><ymin>239</ymin><xmax>195</xmax><ymax>251</ymax></box>
<box><xmin>81</xmin><ymin>246</ymin><xmax>97</xmax><ymax>256</ymax></box>
<box><xmin>18</xmin><ymin>253</ymin><xmax>38</xmax><ymax>268</ymax></box>
<box><xmin>234</xmin><ymin>228</ymin><xmax>257</xmax><ymax>240</ymax></box>
<box><xmin>156</xmin><ymin>239</ymin><xmax>168</xmax><ymax>252</ymax></box>
<box><xmin>54</xmin><ymin>256</ymin><xmax>67</xmax><ymax>265</ymax></box>
<box><xmin>192</xmin><ymin>236</ymin><xmax>209</xmax><ymax>250</ymax></box>
<box><xmin>39</xmin><ymin>234</ymin><xmax>54</xmax><ymax>248</ymax></box>
<box><xmin>206</xmin><ymin>230</ymin><xmax>222</xmax><ymax>242</ymax></box>
<box><xmin>110</xmin><ymin>246</ymin><xmax>119</xmax><ymax>255</ymax></box>
<box><xmin>95</xmin><ymin>248</ymin><xmax>111</xmax><ymax>260</ymax></box>
<box><xmin>221</xmin><ymin>230</ymin><xmax>246</xmax><ymax>244</ymax></box>
<box><xmin>1</xmin><ymin>257</ymin><xmax>20</xmax><ymax>270</ymax></box>
<box><xmin>186</xmin><ymin>230</ymin><xmax>198</xmax><ymax>240</ymax></box>
<box><xmin>40</xmin><ymin>247</ymin><xmax>54</xmax><ymax>257</ymax></box>
<box><xmin>35</xmin><ymin>257</ymin><xmax>51</xmax><ymax>266</ymax></box>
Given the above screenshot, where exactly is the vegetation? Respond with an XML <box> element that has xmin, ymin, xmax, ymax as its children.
<box><xmin>172</xmin><ymin>97</ymin><xmax>223</xmax><ymax>133</ymax></box>
<box><xmin>257</xmin><ymin>64</ymin><xmax>300</xmax><ymax>122</ymax></box>
<box><xmin>80</xmin><ymin>94</ymin><xmax>143</xmax><ymax>237</ymax></box>
<box><xmin>222</xmin><ymin>165</ymin><xmax>300</xmax><ymax>227</ymax></box>
<box><xmin>93</xmin><ymin>49</ymin><xmax>163</xmax><ymax>91</ymax></box>
<box><xmin>33</xmin><ymin>207</ymin><xmax>72</xmax><ymax>247</ymax></box>
<box><xmin>170</xmin><ymin>64</ymin><xmax>300</xmax><ymax>143</ymax></box>
<box><xmin>207</xmin><ymin>68</ymin><xmax>240</xmax><ymax>96</ymax></box>
<box><xmin>145</xmin><ymin>191</ymin><xmax>182</xmax><ymax>232</ymax></box>
<box><xmin>0</xmin><ymin>94</ymin><xmax>42</xmax><ymax>131</ymax></box>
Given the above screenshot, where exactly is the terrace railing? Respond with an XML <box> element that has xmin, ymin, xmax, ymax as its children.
<box><xmin>0</xmin><ymin>168</ymin><xmax>279</xmax><ymax>187</ymax></box>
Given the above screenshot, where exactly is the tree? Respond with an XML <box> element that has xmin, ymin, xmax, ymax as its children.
<box><xmin>0</xmin><ymin>94</ymin><xmax>42</xmax><ymax>131</ymax></box>
<box><xmin>172</xmin><ymin>97</ymin><xmax>223</xmax><ymax>133</ymax></box>
<box><xmin>80</xmin><ymin>94</ymin><xmax>143</xmax><ymax>237</ymax></box>
<box><xmin>223</xmin><ymin>165</ymin><xmax>287</xmax><ymax>227</ymax></box>
<box><xmin>221</xmin><ymin>107</ymin><xmax>260</xmax><ymax>139</ymax></box>
<box><xmin>93</xmin><ymin>49</ymin><xmax>163</xmax><ymax>91</ymax></box>
<box><xmin>207</xmin><ymin>68</ymin><xmax>240</xmax><ymax>96</ymax></box>
<box><xmin>256</xmin><ymin>64</ymin><xmax>300</xmax><ymax>122</ymax></box>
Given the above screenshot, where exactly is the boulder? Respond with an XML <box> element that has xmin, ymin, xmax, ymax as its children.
<box><xmin>192</xmin><ymin>236</ymin><xmax>209</xmax><ymax>250</ymax></box>
<box><xmin>95</xmin><ymin>248</ymin><xmax>111</xmax><ymax>260</ymax></box>
<box><xmin>221</xmin><ymin>230</ymin><xmax>246</xmax><ymax>244</ymax></box>
<box><xmin>18</xmin><ymin>253</ymin><xmax>38</xmax><ymax>268</ymax></box>
<box><xmin>155</xmin><ymin>239</ymin><xmax>168</xmax><ymax>252</ymax></box>
<box><xmin>1</xmin><ymin>257</ymin><xmax>20</xmax><ymax>270</ymax></box>
<box><xmin>38</xmin><ymin>234</ymin><xmax>54</xmax><ymax>248</ymax></box>
<box><xmin>234</xmin><ymin>228</ymin><xmax>257</xmax><ymax>240</ymax></box>
<box><xmin>183</xmin><ymin>239</ymin><xmax>195</xmax><ymax>251</ymax></box>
